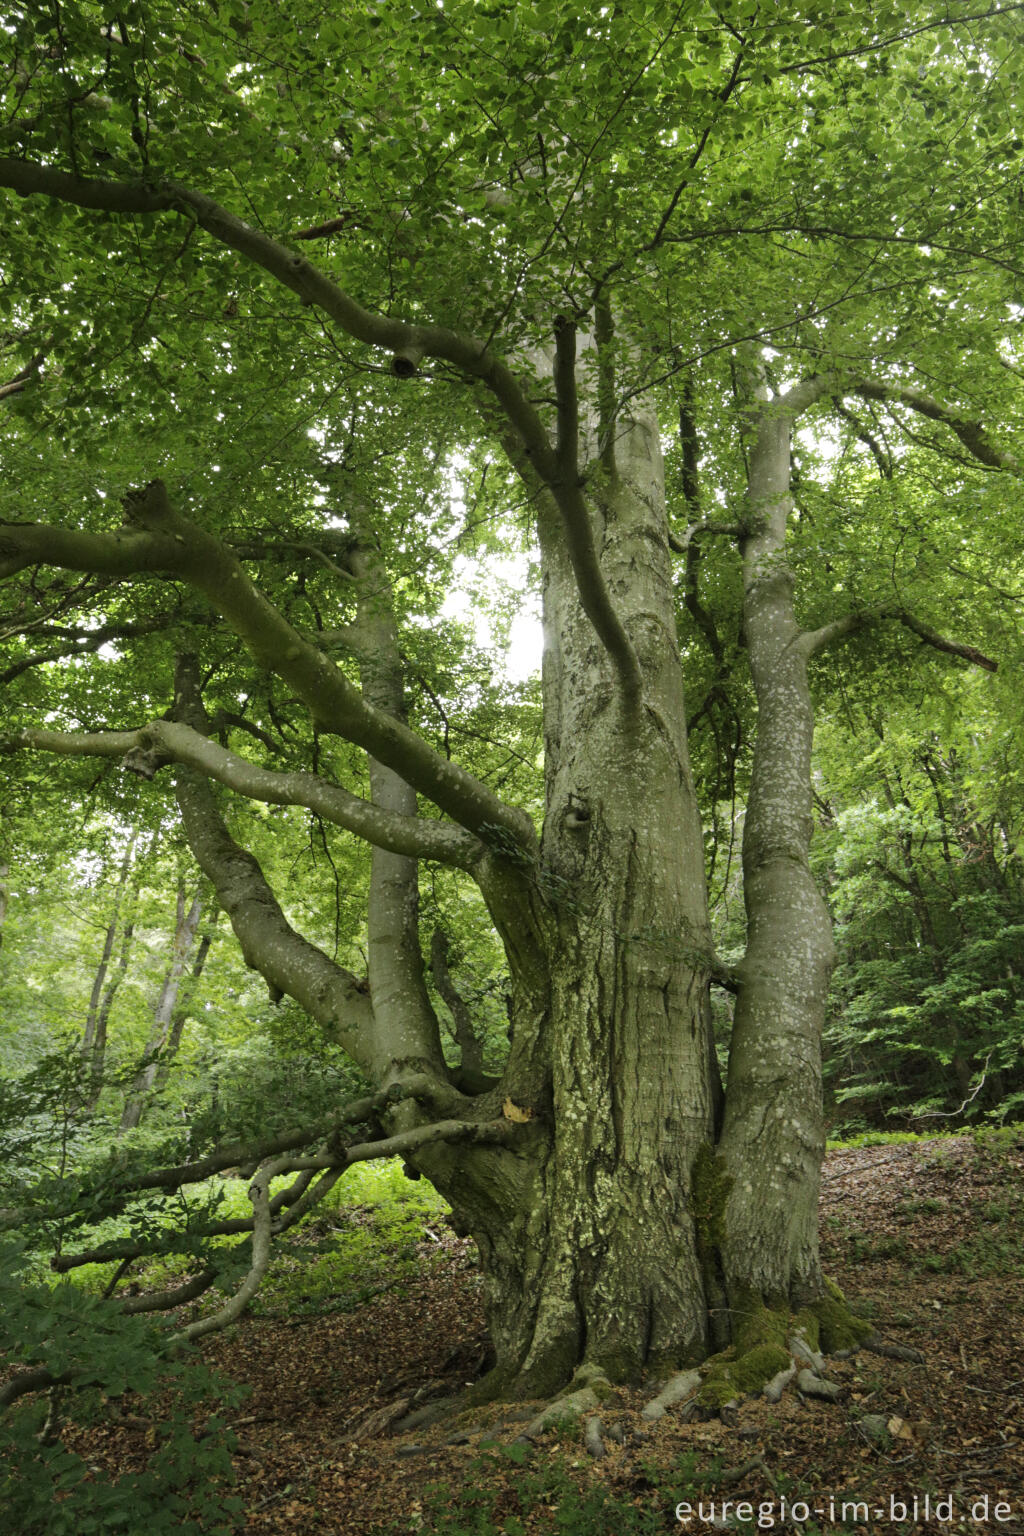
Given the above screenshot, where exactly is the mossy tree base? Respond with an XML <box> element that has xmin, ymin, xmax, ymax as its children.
<box><xmin>695</xmin><ymin>1282</ymin><xmax>874</xmax><ymax>1414</ymax></box>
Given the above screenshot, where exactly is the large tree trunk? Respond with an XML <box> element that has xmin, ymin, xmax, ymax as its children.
<box><xmin>416</xmin><ymin>393</ymin><xmax>720</xmax><ymax>1396</ymax></box>
<box><xmin>717</xmin><ymin>379</ymin><xmax>833</xmax><ymax>1313</ymax></box>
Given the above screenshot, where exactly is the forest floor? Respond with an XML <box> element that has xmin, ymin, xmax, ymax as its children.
<box><xmin>74</xmin><ymin>1131</ymin><xmax>1024</xmax><ymax>1534</ymax></box>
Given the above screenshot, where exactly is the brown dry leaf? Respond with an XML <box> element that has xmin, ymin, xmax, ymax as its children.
<box><xmin>887</xmin><ymin>1414</ymin><xmax>915</xmax><ymax>1441</ymax></box>
<box><xmin>502</xmin><ymin>1097</ymin><xmax>532</xmax><ymax>1123</ymax></box>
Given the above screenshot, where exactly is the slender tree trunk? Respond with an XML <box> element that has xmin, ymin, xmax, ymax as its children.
<box><xmin>153</xmin><ymin>910</ymin><xmax>218</xmax><ymax>1093</ymax></box>
<box><xmin>81</xmin><ymin>835</ymin><xmax>138</xmax><ymax>1062</ymax></box>
<box><xmin>119</xmin><ymin>884</ymin><xmax>204</xmax><ymax>1132</ymax></box>
<box><xmin>343</xmin><ymin>520</ymin><xmax>451</xmax><ymax>1088</ymax></box>
<box><xmin>87</xmin><ymin>893</ymin><xmax>138</xmax><ymax>1108</ymax></box>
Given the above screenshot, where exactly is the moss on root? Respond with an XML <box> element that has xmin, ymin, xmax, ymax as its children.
<box><xmin>730</xmin><ymin>1292</ymin><xmax>790</xmax><ymax>1355</ymax></box>
<box><xmin>696</xmin><ymin>1279</ymin><xmax>872</xmax><ymax>1411</ymax></box>
<box><xmin>697</xmin><ymin>1343</ymin><xmax>791</xmax><ymax>1409</ymax></box>
<box><xmin>696</xmin><ymin>1315</ymin><xmax>793</xmax><ymax>1411</ymax></box>
<box><xmin>808</xmin><ymin>1279</ymin><xmax>874</xmax><ymax>1353</ymax></box>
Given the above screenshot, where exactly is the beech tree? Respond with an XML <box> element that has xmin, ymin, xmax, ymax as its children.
<box><xmin>0</xmin><ymin>0</ymin><xmax>1021</xmax><ymax>1404</ymax></box>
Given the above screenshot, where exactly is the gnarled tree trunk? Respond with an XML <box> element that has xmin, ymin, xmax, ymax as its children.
<box><xmin>413</xmin><ymin>391</ymin><xmax>720</xmax><ymax>1396</ymax></box>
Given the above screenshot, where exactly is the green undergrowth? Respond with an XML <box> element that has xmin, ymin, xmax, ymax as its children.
<box><xmin>376</xmin><ymin>1442</ymin><xmax>694</xmax><ymax>1535</ymax></box>
<box><xmin>124</xmin><ymin>1159</ymin><xmax>453</xmax><ymax>1319</ymax></box>
<box><xmin>256</xmin><ymin>1162</ymin><xmax>452</xmax><ymax>1317</ymax></box>
<box><xmin>826</xmin><ymin>1121</ymin><xmax>1024</xmax><ymax>1151</ymax></box>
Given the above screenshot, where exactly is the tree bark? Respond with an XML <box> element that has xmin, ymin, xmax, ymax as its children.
<box><xmin>412</xmin><ymin>368</ymin><xmax>718</xmax><ymax>1395</ymax></box>
<box><xmin>119</xmin><ymin>883</ymin><xmax>204</xmax><ymax>1132</ymax></box>
<box><xmin>87</xmin><ymin>896</ymin><xmax>138</xmax><ymax>1109</ymax></box>
<box><xmin>81</xmin><ymin>835</ymin><xmax>138</xmax><ymax>1093</ymax></box>
<box><xmin>717</xmin><ymin>375</ymin><xmax>833</xmax><ymax>1312</ymax></box>
<box><xmin>153</xmin><ymin>910</ymin><xmax>218</xmax><ymax>1094</ymax></box>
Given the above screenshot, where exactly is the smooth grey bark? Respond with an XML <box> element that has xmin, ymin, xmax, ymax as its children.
<box><xmin>81</xmin><ymin>836</ymin><xmax>137</xmax><ymax>1058</ymax></box>
<box><xmin>119</xmin><ymin>884</ymin><xmax>204</xmax><ymax>1132</ymax></box>
<box><xmin>87</xmin><ymin>893</ymin><xmax>138</xmax><ymax>1109</ymax></box>
<box><xmin>152</xmin><ymin>912</ymin><xmax>217</xmax><ymax>1094</ymax></box>
<box><xmin>343</xmin><ymin>527</ymin><xmax>450</xmax><ymax>1087</ymax></box>
<box><xmin>717</xmin><ymin>375</ymin><xmax>833</xmax><ymax>1309</ymax></box>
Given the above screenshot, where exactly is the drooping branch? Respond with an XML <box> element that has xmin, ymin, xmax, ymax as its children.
<box><xmin>170</xmin><ymin>1158</ymin><xmax>280</xmax><ymax>1344</ymax></box>
<box><xmin>117</xmin><ymin>1264</ymin><xmax>220</xmax><ymax>1316</ymax></box>
<box><xmin>0</xmin><ymin>1366</ymin><xmax>73</xmax><ymax>1412</ymax></box>
<box><xmin>0</xmin><ymin>160</ymin><xmax>643</xmax><ymax>709</ymax></box>
<box><xmin>174</xmin><ymin>767</ymin><xmax>375</xmax><ymax>1069</ymax></box>
<box><xmin>86</xmin><ymin>1089</ymin><xmax>392</xmax><ymax>1199</ymax></box>
<box><xmin>51</xmin><ymin>1113</ymin><xmax>509</xmax><ymax>1273</ymax></box>
<box><xmin>0</xmin><ymin>481</ymin><xmax>535</xmax><ymax>851</ymax></box>
<box><xmin>0</xmin><ymin>612</ymin><xmax>190</xmax><ymax>685</ymax></box>
<box><xmin>800</xmin><ymin>605</ymin><xmax>998</xmax><ymax>671</ymax></box>
<box><xmin>0</xmin><ymin>157</ymin><xmax>552</xmax><ymax>470</ymax></box>
<box><xmin>51</xmin><ymin>1165</ymin><xmax>337</xmax><ymax>1272</ymax></box>
<box><xmin>0</xmin><ymin>347</ymin><xmax>45</xmax><ymax>402</ymax></box>
<box><xmin>849</xmin><ymin>381</ymin><xmax>1021</xmax><ymax>472</ymax></box>
<box><xmin>2</xmin><ymin>719</ymin><xmax>484</xmax><ymax>870</ymax></box>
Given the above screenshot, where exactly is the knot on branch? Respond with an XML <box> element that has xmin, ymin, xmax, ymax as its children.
<box><xmin>121</xmin><ymin>479</ymin><xmax>173</xmax><ymax>529</ymax></box>
<box><xmin>390</xmin><ymin>346</ymin><xmax>423</xmax><ymax>378</ymax></box>
<box><xmin>122</xmin><ymin>743</ymin><xmax>173</xmax><ymax>780</ymax></box>
<box><xmin>564</xmin><ymin>793</ymin><xmax>591</xmax><ymax>831</ymax></box>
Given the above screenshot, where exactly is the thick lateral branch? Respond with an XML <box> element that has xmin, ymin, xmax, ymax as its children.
<box><xmin>0</xmin><ymin>482</ymin><xmax>534</xmax><ymax>851</ymax></box>
<box><xmin>552</xmin><ymin>317</ymin><xmax>643</xmax><ymax>705</ymax></box>
<box><xmin>175</xmin><ymin>768</ymin><xmax>374</xmax><ymax>1064</ymax></box>
<box><xmin>2</xmin><ymin>721</ymin><xmax>482</xmax><ymax>869</ymax></box>
<box><xmin>0</xmin><ymin>160</ymin><xmax>641</xmax><ymax>712</ymax></box>
<box><xmin>801</xmin><ymin>606</ymin><xmax>998</xmax><ymax>671</ymax></box>
<box><xmin>0</xmin><ymin>159</ymin><xmax>546</xmax><ymax>451</ymax></box>
<box><xmin>0</xmin><ymin>612</ymin><xmax>197</xmax><ymax>685</ymax></box>
<box><xmin>53</xmin><ymin>1117</ymin><xmax>508</xmax><ymax>1273</ymax></box>
<box><xmin>849</xmin><ymin>381</ymin><xmax>1021</xmax><ymax>471</ymax></box>
<box><xmin>88</xmin><ymin>1088</ymin><xmax>392</xmax><ymax>1201</ymax></box>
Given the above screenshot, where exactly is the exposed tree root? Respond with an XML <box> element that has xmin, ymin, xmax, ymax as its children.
<box><xmin>520</xmin><ymin>1364</ymin><xmax>613</xmax><ymax>1441</ymax></box>
<box><xmin>640</xmin><ymin>1369</ymin><xmax>702</xmax><ymax>1421</ymax></box>
<box><xmin>861</xmin><ymin>1332</ymin><xmax>926</xmax><ymax>1363</ymax></box>
<box><xmin>584</xmin><ymin>1415</ymin><xmax>605</xmax><ymax>1458</ymax></box>
<box><xmin>495</xmin><ymin>1283</ymin><xmax>921</xmax><ymax>1448</ymax></box>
